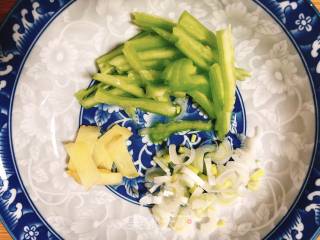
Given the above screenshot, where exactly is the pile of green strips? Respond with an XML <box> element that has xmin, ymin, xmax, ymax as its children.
<box><xmin>76</xmin><ymin>11</ymin><xmax>250</xmax><ymax>142</ymax></box>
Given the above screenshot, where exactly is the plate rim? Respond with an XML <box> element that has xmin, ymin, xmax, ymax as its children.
<box><xmin>0</xmin><ymin>0</ymin><xmax>319</xmax><ymax>239</ymax></box>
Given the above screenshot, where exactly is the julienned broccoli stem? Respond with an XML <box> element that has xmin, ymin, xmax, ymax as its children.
<box><xmin>173</xmin><ymin>27</ymin><xmax>218</xmax><ymax>64</ymax></box>
<box><xmin>92</xmin><ymin>73</ymin><xmax>145</xmax><ymax>97</ymax></box>
<box><xmin>189</xmin><ymin>91</ymin><xmax>215</xmax><ymax>119</ymax></box>
<box><xmin>82</xmin><ymin>11</ymin><xmax>253</xmax><ymax>141</ymax></box>
<box><xmin>95</xmin><ymin>31</ymin><xmax>149</xmax><ymax>73</ymax></box>
<box><xmin>131</xmin><ymin>12</ymin><xmax>176</xmax><ymax>31</ymax></box>
<box><xmin>178</xmin><ymin>11</ymin><xmax>217</xmax><ymax>49</ymax></box>
<box><xmin>141</xmin><ymin>120</ymin><xmax>213</xmax><ymax>142</ymax></box>
<box><xmin>216</xmin><ymin>26</ymin><xmax>236</xmax><ymax>113</ymax></box>
<box><xmin>75</xmin><ymin>83</ymin><xmax>132</xmax><ymax>109</ymax></box>
<box><xmin>235</xmin><ymin>67</ymin><xmax>251</xmax><ymax>81</ymax></box>
<box><xmin>94</xmin><ymin>89</ymin><xmax>180</xmax><ymax>117</ymax></box>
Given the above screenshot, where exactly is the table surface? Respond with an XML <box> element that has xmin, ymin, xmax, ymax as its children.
<box><xmin>0</xmin><ymin>0</ymin><xmax>319</xmax><ymax>239</ymax></box>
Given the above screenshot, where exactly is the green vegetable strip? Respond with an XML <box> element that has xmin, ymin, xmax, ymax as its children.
<box><xmin>173</xmin><ymin>27</ymin><xmax>217</xmax><ymax>63</ymax></box>
<box><xmin>95</xmin><ymin>31</ymin><xmax>148</xmax><ymax>73</ymax></box>
<box><xmin>92</xmin><ymin>73</ymin><xmax>145</xmax><ymax>97</ymax></box>
<box><xmin>178</xmin><ymin>11</ymin><xmax>217</xmax><ymax>49</ymax></box>
<box><xmin>162</xmin><ymin>63</ymin><xmax>175</xmax><ymax>81</ymax></box>
<box><xmin>142</xmin><ymin>59</ymin><xmax>170</xmax><ymax>70</ymax></box>
<box><xmin>139</xmin><ymin>48</ymin><xmax>181</xmax><ymax>60</ymax></box>
<box><xmin>123</xmin><ymin>107</ymin><xmax>137</xmax><ymax>119</ymax></box>
<box><xmin>189</xmin><ymin>91</ymin><xmax>215</xmax><ymax>119</ymax></box>
<box><xmin>109</xmin><ymin>48</ymin><xmax>180</xmax><ymax>70</ymax></box>
<box><xmin>97</xmin><ymin>33</ymin><xmax>165</xmax><ymax>63</ymax></box>
<box><xmin>116</xmin><ymin>75</ymin><xmax>142</xmax><ymax>86</ymax></box>
<box><xmin>139</xmin><ymin>70</ymin><xmax>162</xmax><ymax>83</ymax></box>
<box><xmin>171</xmin><ymin>59</ymin><xmax>183</xmax><ymax>88</ymax></box>
<box><xmin>107</xmin><ymin>88</ymin><xmax>130</xmax><ymax>96</ymax></box>
<box><xmin>96</xmin><ymin>46</ymin><xmax>123</xmax><ymax>73</ymax></box>
<box><xmin>163</xmin><ymin>59</ymin><xmax>210</xmax><ymax>97</ymax></box>
<box><xmin>130</xmin><ymin>30</ymin><xmax>151</xmax><ymax>40</ymax></box>
<box><xmin>146</xmin><ymin>84</ymin><xmax>170</xmax><ymax>102</ymax></box>
<box><xmin>123</xmin><ymin>43</ymin><xmax>145</xmax><ymax>72</ymax></box>
<box><xmin>235</xmin><ymin>67</ymin><xmax>251</xmax><ymax>81</ymax></box>
<box><xmin>152</xmin><ymin>27</ymin><xmax>178</xmax><ymax>43</ymax></box>
<box><xmin>75</xmin><ymin>83</ymin><xmax>106</xmax><ymax>109</ymax></box>
<box><xmin>108</xmin><ymin>55</ymin><xmax>127</xmax><ymax>68</ymax></box>
<box><xmin>77</xmin><ymin>87</ymin><xmax>132</xmax><ymax>109</ymax></box>
<box><xmin>188</xmin><ymin>75</ymin><xmax>211</xmax><ymax>97</ymax></box>
<box><xmin>176</xmin><ymin>59</ymin><xmax>197</xmax><ymax>90</ymax></box>
<box><xmin>78</xmin><ymin>96</ymin><xmax>100</xmax><ymax>109</ymax></box>
<box><xmin>173</xmin><ymin>91</ymin><xmax>186</xmax><ymax>98</ymax></box>
<box><xmin>180</xmin><ymin>58</ymin><xmax>197</xmax><ymax>75</ymax></box>
<box><xmin>209</xmin><ymin>64</ymin><xmax>225</xmax><ymax>111</ymax></box>
<box><xmin>96</xmin><ymin>45</ymin><xmax>123</xmax><ymax>65</ymax></box>
<box><xmin>131</xmin><ymin>12</ymin><xmax>176</xmax><ymax>31</ymax></box>
<box><xmin>75</xmin><ymin>83</ymin><xmax>102</xmax><ymax>102</ymax></box>
<box><xmin>175</xmin><ymin>39</ymin><xmax>209</xmax><ymax>70</ymax></box>
<box><xmin>129</xmin><ymin>35</ymin><xmax>172</xmax><ymax>51</ymax></box>
<box><xmin>95</xmin><ymin>89</ymin><xmax>179</xmax><ymax>117</ymax></box>
<box><xmin>114</xmin><ymin>59</ymin><xmax>169</xmax><ymax>73</ymax></box>
<box><xmin>122</xmin><ymin>43</ymin><xmax>154</xmax><ymax>82</ymax></box>
<box><xmin>96</xmin><ymin>45</ymin><xmax>123</xmax><ymax>73</ymax></box>
<box><xmin>216</xmin><ymin>26</ymin><xmax>236</xmax><ymax>112</ymax></box>
<box><xmin>142</xmin><ymin>120</ymin><xmax>213</xmax><ymax>142</ymax></box>
<box><xmin>216</xmin><ymin>111</ymin><xmax>232</xmax><ymax>139</ymax></box>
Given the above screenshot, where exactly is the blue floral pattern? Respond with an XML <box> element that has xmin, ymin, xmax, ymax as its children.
<box><xmin>0</xmin><ymin>0</ymin><xmax>319</xmax><ymax>239</ymax></box>
<box><xmin>295</xmin><ymin>13</ymin><xmax>313</xmax><ymax>32</ymax></box>
<box><xmin>23</xmin><ymin>225</ymin><xmax>39</xmax><ymax>240</ymax></box>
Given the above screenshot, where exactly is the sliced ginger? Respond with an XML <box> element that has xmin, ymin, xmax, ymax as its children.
<box><xmin>65</xmin><ymin>125</ymin><xmax>138</xmax><ymax>189</ymax></box>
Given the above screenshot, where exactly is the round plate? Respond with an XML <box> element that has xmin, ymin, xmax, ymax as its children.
<box><xmin>0</xmin><ymin>0</ymin><xmax>319</xmax><ymax>239</ymax></box>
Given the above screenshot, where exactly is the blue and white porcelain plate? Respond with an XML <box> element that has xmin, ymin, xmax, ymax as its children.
<box><xmin>0</xmin><ymin>0</ymin><xmax>319</xmax><ymax>239</ymax></box>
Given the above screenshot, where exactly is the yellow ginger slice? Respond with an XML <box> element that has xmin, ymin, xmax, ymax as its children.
<box><xmin>107</xmin><ymin>135</ymin><xmax>139</xmax><ymax>178</ymax></box>
<box><xmin>64</xmin><ymin>125</ymin><xmax>138</xmax><ymax>188</ymax></box>
<box><xmin>93</xmin><ymin>125</ymin><xmax>132</xmax><ymax>170</ymax></box>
